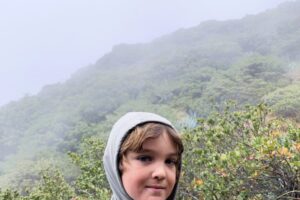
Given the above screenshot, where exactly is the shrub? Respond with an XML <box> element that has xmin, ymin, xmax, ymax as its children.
<box><xmin>179</xmin><ymin>103</ymin><xmax>300</xmax><ymax>199</ymax></box>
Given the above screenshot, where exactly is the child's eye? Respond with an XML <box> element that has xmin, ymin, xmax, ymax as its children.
<box><xmin>165</xmin><ymin>158</ymin><xmax>177</xmax><ymax>166</ymax></box>
<box><xmin>137</xmin><ymin>155</ymin><xmax>152</xmax><ymax>162</ymax></box>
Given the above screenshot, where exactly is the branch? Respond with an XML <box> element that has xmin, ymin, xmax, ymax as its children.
<box><xmin>180</xmin><ymin>191</ymin><xmax>199</xmax><ymax>200</ymax></box>
<box><xmin>275</xmin><ymin>190</ymin><xmax>300</xmax><ymax>199</ymax></box>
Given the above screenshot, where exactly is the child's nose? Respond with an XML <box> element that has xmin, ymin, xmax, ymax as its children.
<box><xmin>152</xmin><ymin>162</ymin><xmax>167</xmax><ymax>180</ymax></box>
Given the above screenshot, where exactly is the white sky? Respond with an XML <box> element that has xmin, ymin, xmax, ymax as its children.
<box><xmin>0</xmin><ymin>0</ymin><xmax>292</xmax><ymax>106</ymax></box>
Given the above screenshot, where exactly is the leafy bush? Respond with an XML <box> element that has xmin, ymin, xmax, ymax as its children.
<box><xmin>179</xmin><ymin>103</ymin><xmax>300</xmax><ymax>199</ymax></box>
<box><xmin>0</xmin><ymin>188</ymin><xmax>20</xmax><ymax>200</ymax></box>
<box><xmin>68</xmin><ymin>137</ymin><xmax>111</xmax><ymax>200</ymax></box>
<box><xmin>263</xmin><ymin>83</ymin><xmax>300</xmax><ymax>122</ymax></box>
<box><xmin>26</xmin><ymin>168</ymin><xmax>74</xmax><ymax>200</ymax></box>
<box><xmin>0</xmin><ymin>168</ymin><xmax>74</xmax><ymax>200</ymax></box>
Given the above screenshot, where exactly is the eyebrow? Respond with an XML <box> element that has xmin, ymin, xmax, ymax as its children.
<box><xmin>139</xmin><ymin>148</ymin><xmax>178</xmax><ymax>157</ymax></box>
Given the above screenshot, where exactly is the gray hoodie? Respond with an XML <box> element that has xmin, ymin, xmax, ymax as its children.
<box><xmin>103</xmin><ymin>112</ymin><xmax>181</xmax><ymax>200</ymax></box>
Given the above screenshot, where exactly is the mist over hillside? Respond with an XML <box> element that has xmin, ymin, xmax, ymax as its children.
<box><xmin>0</xmin><ymin>0</ymin><xmax>300</xmax><ymax>191</ymax></box>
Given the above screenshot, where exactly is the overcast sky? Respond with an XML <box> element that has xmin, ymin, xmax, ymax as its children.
<box><xmin>0</xmin><ymin>0</ymin><xmax>292</xmax><ymax>107</ymax></box>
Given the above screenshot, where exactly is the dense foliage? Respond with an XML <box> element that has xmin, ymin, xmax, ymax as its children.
<box><xmin>179</xmin><ymin>103</ymin><xmax>299</xmax><ymax>199</ymax></box>
<box><xmin>0</xmin><ymin>104</ymin><xmax>299</xmax><ymax>199</ymax></box>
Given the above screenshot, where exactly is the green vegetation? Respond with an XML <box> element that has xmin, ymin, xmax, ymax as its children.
<box><xmin>264</xmin><ymin>83</ymin><xmax>300</xmax><ymax>122</ymax></box>
<box><xmin>179</xmin><ymin>103</ymin><xmax>299</xmax><ymax>199</ymax></box>
<box><xmin>1</xmin><ymin>0</ymin><xmax>300</xmax><ymax>199</ymax></box>
<box><xmin>0</xmin><ymin>104</ymin><xmax>299</xmax><ymax>199</ymax></box>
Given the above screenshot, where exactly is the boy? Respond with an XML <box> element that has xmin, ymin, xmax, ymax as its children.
<box><xmin>103</xmin><ymin>112</ymin><xmax>183</xmax><ymax>200</ymax></box>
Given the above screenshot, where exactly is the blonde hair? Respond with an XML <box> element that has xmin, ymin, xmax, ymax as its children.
<box><xmin>118</xmin><ymin>122</ymin><xmax>183</xmax><ymax>177</ymax></box>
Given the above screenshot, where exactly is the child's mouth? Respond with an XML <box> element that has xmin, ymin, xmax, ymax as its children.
<box><xmin>146</xmin><ymin>185</ymin><xmax>165</xmax><ymax>190</ymax></box>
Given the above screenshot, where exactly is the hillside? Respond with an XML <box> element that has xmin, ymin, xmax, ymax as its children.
<box><xmin>0</xmin><ymin>0</ymin><xmax>300</xmax><ymax>190</ymax></box>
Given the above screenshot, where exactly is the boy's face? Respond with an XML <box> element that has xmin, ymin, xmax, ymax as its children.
<box><xmin>119</xmin><ymin>132</ymin><xmax>178</xmax><ymax>200</ymax></box>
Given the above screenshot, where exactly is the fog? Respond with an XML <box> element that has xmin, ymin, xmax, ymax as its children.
<box><xmin>0</xmin><ymin>0</ymin><xmax>292</xmax><ymax>106</ymax></box>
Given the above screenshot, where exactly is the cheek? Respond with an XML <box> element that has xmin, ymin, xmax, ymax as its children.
<box><xmin>121</xmin><ymin>169</ymin><xmax>147</xmax><ymax>198</ymax></box>
<box><xmin>169</xmin><ymin>170</ymin><xmax>177</xmax><ymax>188</ymax></box>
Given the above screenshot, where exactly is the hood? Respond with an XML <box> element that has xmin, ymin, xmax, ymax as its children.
<box><xmin>103</xmin><ymin>112</ymin><xmax>180</xmax><ymax>200</ymax></box>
